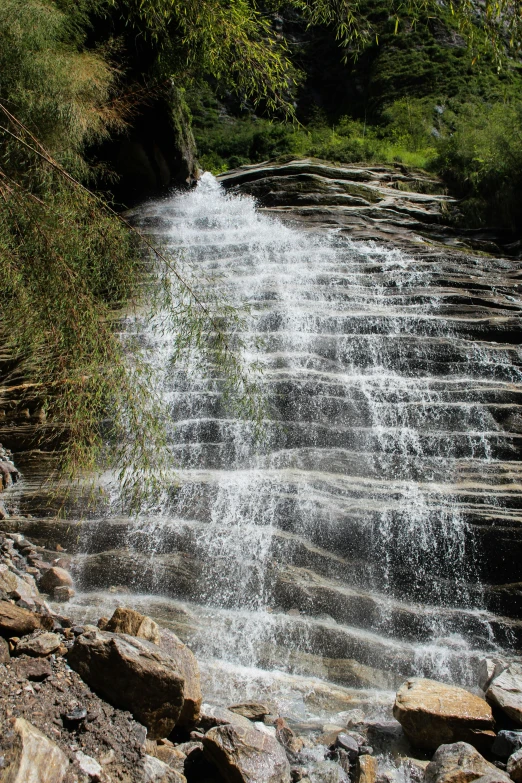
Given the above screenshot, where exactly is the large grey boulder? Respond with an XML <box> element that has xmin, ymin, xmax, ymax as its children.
<box><xmin>424</xmin><ymin>742</ymin><xmax>510</xmax><ymax>783</ymax></box>
<box><xmin>486</xmin><ymin>663</ymin><xmax>522</xmax><ymax>724</ymax></box>
<box><xmin>67</xmin><ymin>627</ymin><xmax>185</xmax><ymax>739</ymax></box>
<box><xmin>2</xmin><ymin>717</ymin><xmax>69</xmax><ymax>783</ymax></box>
<box><xmin>393</xmin><ymin>678</ymin><xmax>494</xmax><ymax>750</ymax></box>
<box><xmin>202</xmin><ymin>723</ymin><xmax>291</xmax><ymax>783</ymax></box>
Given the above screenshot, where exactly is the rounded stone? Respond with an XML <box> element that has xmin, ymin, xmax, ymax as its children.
<box><xmin>393</xmin><ymin>678</ymin><xmax>494</xmax><ymax>750</ymax></box>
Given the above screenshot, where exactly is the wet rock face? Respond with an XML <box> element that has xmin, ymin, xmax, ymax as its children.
<box><xmin>393</xmin><ymin>678</ymin><xmax>494</xmax><ymax>750</ymax></box>
<box><xmin>202</xmin><ymin>722</ymin><xmax>291</xmax><ymax>783</ymax></box>
<box><xmin>218</xmin><ymin>159</ymin><xmax>518</xmax><ymax>256</ymax></box>
<box><xmin>67</xmin><ymin>628</ymin><xmax>185</xmax><ymax>739</ymax></box>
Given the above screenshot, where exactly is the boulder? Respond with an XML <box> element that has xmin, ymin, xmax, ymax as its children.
<box><xmin>393</xmin><ymin>678</ymin><xmax>494</xmax><ymax>750</ymax></box>
<box><xmin>142</xmin><ymin>754</ymin><xmax>187</xmax><ymax>782</ymax></box>
<box><xmin>0</xmin><ymin>567</ymin><xmax>39</xmax><ymax>606</ymax></box>
<box><xmin>491</xmin><ymin>730</ymin><xmax>522</xmax><ymax>759</ymax></box>
<box><xmin>158</xmin><ymin>629</ymin><xmax>202</xmax><ymax>726</ymax></box>
<box><xmin>0</xmin><ymin>635</ymin><xmax>9</xmax><ymax>663</ymax></box>
<box><xmin>15</xmin><ymin>631</ymin><xmax>61</xmax><ymax>657</ymax></box>
<box><xmin>75</xmin><ymin>751</ymin><xmax>102</xmax><ymax>779</ymax></box>
<box><xmin>355</xmin><ymin>756</ymin><xmax>377</xmax><ymax>783</ymax></box>
<box><xmin>67</xmin><ymin>627</ymin><xmax>185</xmax><ymax>739</ymax></box>
<box><xmin>275</xmin><ymin>717</ymin><xmax>304</xmax><ymax>756</ymax></box>
<box><xmin>0</xmin><ymin>600</ymin><xmax>40</xmax><ymax>637</ymax></box>
<box><xmin>2</xmin><ymin>717</ymin><xmax>69</xmax><ymax>783</ymax></box>
<box><xmin>38</xmin><ymin>567</ymin><xmax>73</xmax><ymax>594</ymax></box>
<box><xmin>424</xmin><ymin>742</ymin><xmax>510</xmax><ymax>783</ymax></box>
<box><xmin>478</xmin><ymin>658</ymin><xmax>508</xmax><ymax>692</ymax></box>
<box><xmin>335</xmin><ymin>733</ymin><xmax>359</xmax><ymax>760</ymax></box>
<box><xmin>486</xmin><ymin>663</ymin><xmax>522</xmax><ymax>724</ymax></box>
<box><xmin>507</xmin><ymin>748</ymin><xmax>522</xmax><ymax>783</ymax></box>
<box><xmin>53</xmin><ymin>586</ymin><xmax>75</xmax><ymax>602</ymax></box>
<box><xmin>229</xmin><ymin>702</ymin><xmax>270</xmax><ymax>722</ymax></box>
<box><xmin>202</xmin><ymin>723</ymin><xmax>291</xmax><ymax>783</ymax></box>
<box><xmin>153</xmin><ymin>742</ymin><xmax>186</xmax><ymax>771</ymax></box>
<box><xmin>198</xmin><ymin>703</ymin><xmax>254</xmax><ymax>732</ymax></box>
<box><xmin>0</xmin><ymin>564</ymin><xmax>20</xmax><ymax>594</ymax></box>
<box><xmin>105</xmin><ymin>607</ymin><xmax>161</xmax><ymax>645</ymax></box>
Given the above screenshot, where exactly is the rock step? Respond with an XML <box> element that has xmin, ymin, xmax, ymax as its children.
<box><xmin>64</xmin><ymin>589</ymin><xmax>486</xmax><ymax>688</ymax></box>
<box><xmin>34</xmin><ymin>544</ymin><xmax>520</xmax><ymax>650</ymax></box>
<box><xmin>273</xmin><ymin>565</ymin><xmax>522</xmax><ymax>649</ymax></box>
<box><xmin>4</xmin><ymin>511</ymin><xmax>522</xmax><ymax>611</ymax></box>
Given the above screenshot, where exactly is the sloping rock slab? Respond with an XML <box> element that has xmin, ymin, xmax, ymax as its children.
<box><xmin>202</xmin><ymin>723</ymin><xmax>291</xmax><ymax>783</ymax></box>
<box><xmin>67</xmin><ymin>627</ymin><xmax>184</xmax><ymax>739</ymax></box>
<box><xmin>393</xmin><ymin>678</ymin><xmax>494</xmax><ymax>750</ymax></box>
<box><xmin>487</xmin><ymin>663</ymin><xmax>522</xmax><ymax>724</ymax></box>
<box><xmin>228</xmin><ymin>703</ymin><xmax>270</xmax><ymax>722</ymax></box>
<box><xmin>424</xmin><ymin>742</ymin><xmax>510</xmax><ymax>783</ymax></box>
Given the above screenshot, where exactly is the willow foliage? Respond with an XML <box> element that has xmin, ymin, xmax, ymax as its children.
<box><xmin>0</xmin><ymin>0</ymin><xmax>263</xmax><ymax>509</ymax></box>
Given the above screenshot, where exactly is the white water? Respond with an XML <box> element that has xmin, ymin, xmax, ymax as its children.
<box><xmin>71</xmin><ymin>172</ymin><xmax>522</xmax><ymax>723</ymax></box>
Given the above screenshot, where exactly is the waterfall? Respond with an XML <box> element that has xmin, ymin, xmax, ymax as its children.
<box><xmin>70</xmin><ymin>172</ymin><xmax>521</xmax><ymax>722</ymax></box>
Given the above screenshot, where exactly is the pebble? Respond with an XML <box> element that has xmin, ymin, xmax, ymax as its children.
<box><xmin>64</xmin><ymin>706</ymin><xmax>88</xmax><ymax>725</ymax></box>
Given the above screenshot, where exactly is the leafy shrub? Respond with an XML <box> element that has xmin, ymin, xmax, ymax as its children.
<box><xmin>435</xmin><ymin>101</ymin><xmax>522</xmax><ymax>228</ymax></box>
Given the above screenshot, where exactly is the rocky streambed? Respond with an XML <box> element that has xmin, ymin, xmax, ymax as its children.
<box><xmin>2</xmin><ymin>526</ymin><xmax>522</xmax><ymax>783</ymax></box>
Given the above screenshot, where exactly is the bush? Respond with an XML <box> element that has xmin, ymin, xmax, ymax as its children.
<box><xmin>435</xmin><ymin>101</ymin><xmax>522</xmax><ymax>228</ymax></box>
<box><xmin>0</xmin><ymin>0</ymin><xmax>261</xmax><ymax>506</ymax></box>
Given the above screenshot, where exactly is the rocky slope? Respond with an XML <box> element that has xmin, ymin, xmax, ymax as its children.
<box><xmin>218</xmin><ymin>159</ymin><xmax>522</xmax><ymax>256</ymax></box>
<box><xmin>4</xmin><ymin>534</ymin><xmax>522</xmax><ymax>783</ymax></box>
<box><xmin>3</xmin><ymin>528</ymin><xmax>522</xmax><ymax>782</ymax></box>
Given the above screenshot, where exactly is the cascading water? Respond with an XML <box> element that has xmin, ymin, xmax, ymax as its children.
<box><xmin>70</xmin><ymin>172</ymin><xmax>522</xmax><ymax>723</ymax></box>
